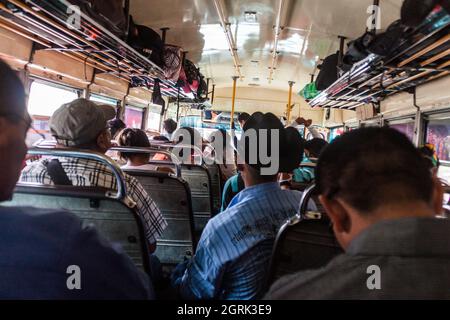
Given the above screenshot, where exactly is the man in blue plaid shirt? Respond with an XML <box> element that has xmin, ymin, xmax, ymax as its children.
<box><xmin>172</xmin><ymin>112</ymin><xmax>314</xmax><ymax>300</ymax></box>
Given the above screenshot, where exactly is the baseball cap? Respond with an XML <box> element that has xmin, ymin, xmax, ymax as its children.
<box><xmin>50</xmin><ymin>98</ymin><xmax>116</xmax><ymax>147</ymax></box>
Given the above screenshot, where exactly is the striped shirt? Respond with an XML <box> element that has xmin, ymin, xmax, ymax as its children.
<box><xmin>176</xmin><ymin>182</ymin><xmax>308</xmax><ymax>300</ymax></box>
<box><xmin>20</xmin><ymin>157</ymin><xmax>167</xmax><ymax>244</ymax></box>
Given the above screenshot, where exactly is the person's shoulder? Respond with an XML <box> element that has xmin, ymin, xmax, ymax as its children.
<box><xmin>0</xmin><ymin>206</ymin><xmax>81</xmax><ymax>228</ymax></box>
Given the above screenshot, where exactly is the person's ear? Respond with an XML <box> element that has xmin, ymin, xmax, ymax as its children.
<box><xmin>319</xmin><ymin>195</ymin><xmax>351</xmax><ymax>234</ymax></box>
<box><xmin>319</xmin><ymin>195</ymin><xmax>354</xmax><ymax>249</ymax></box>
<box><xmin>431</xmin><ymin>172</ymin><xmax>444</xmax><ymax>216</ymax></box>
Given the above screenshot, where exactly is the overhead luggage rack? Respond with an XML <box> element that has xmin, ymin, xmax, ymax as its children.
<box><xmin>309</xmin><ymin>6</ymin><xmax>450</xmax><ymax>110</ymax></box>
<box><xmin>0</xmin><ymin>0</ymin><xmax>193</xmax><ymax>99</ymax></box>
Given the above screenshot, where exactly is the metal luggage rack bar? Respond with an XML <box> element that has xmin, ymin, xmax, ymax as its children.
<box><xmin>309</xmin><ymin>6</ymin><xmax>450</xmax><ymax>110</ymax></box>
<box><xmin>0</xmin><ymin>0</ymin><xmax>192</xmax><ymax>99</ymax></box>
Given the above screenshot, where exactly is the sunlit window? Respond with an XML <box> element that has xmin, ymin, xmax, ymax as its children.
<box><xmin>28</xmin><ymin>81</ymin><xmax>79</xmax><ymax>117</ymax></box>
<box><xmin>124</xmin><ymin>106</ymin><xmax>144</xmax><ymax>129</ymax></box>
<box><xmin>147</xmin><ymin>104</ymin><xmax>162</xmax><ymax>131</ymax></box>
<box><xmin>90</xmin><ymin>94</ymin><xmax>118</xmax><ymax>106</ymax></box>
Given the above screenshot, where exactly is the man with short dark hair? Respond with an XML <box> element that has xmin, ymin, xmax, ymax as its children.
<box><xmin>238</xmin><ymin>112</ymin><xmax>250</xmax><ymax>129</ymax></box>
<box><xmin>162</xmin><ymin>118</ymin><xmax>177</xmax><ymax>141</ymax></box>
<box><xmin>172</xmin><ymin>112</ymin><xmax>312</xmax><ymax>300</ymax></box>
<box><xmin>0</xmin><ymin>59</ymin><xmax>152</xmax><ymax>299</ymax></box>
<box><xmin>266</xmin><ymin>127</ymin><xmax>450</xmax><ymax>300</ymax></box>
<box><xmin>20</xmin><ymin>98</ymin><xmax>167</xmax><ymax>253</ymax></box>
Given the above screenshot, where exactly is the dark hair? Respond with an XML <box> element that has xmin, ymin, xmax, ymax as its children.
<box><xmin>108</xmin><ymin>118</ymin><xmax>126</xmax><ymax>139</ymax></box>
<box><xmin>305</xmin><ymin>138</ymin><xmax>328</xmax><ymax>158</ymax></box>
<box><xmin>240</xmin><ymin>112</ymin><xmax>304</xmax><ymax>177</ymax></box>
<box><xmin>117</xmin><ymin>128</ymin><xmax>150</xmax><ymax>160</ymax></box>
<box><xmin>163</xmin><ymin>119</ymin><xmax>178</xmax><ymax>134</ymax></box>
<box><xmin>238</xmin><ymin>112</ymin><xmax>251</xmax><ymax>124</ymax></box>
<box><xmin>0</xmin><ymin>59</ymin><xmax>26</xmax><ymax>121</ymax></box>
<box><xmin>316</xmin><ymin>127</ymin><xmax>434</xmax><ymax>214</ymax></box>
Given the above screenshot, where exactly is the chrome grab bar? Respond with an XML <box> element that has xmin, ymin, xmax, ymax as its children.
<box><xmin>148</xmin><ymin>143</ymin><xmax>205</xmax><ymax>166</ymax></box>
<box><xmin>110</xmin><ymin>147</ymin><xmax>182</xmax><ymax>178</ymax></box>
<box><xmin>26</xmin><ymin>148</ymin><xmax>134</xmax><ymax>207</ymax></box>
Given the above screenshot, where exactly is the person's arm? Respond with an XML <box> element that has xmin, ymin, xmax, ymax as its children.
<box><xmin>289</xmin><ymin>117</ymin><xmax>322</xmax><ymax>139</ymax></box>
<box><xmin>172</xmin><ymin>228</ymin><xmax>225</xmax><ymax>300</ymax></box>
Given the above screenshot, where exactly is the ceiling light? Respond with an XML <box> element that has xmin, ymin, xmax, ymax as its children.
<box><xmin>244</xmin><ymin>11</ymin><xmax>258</xmax><ymax>23</ymax></box>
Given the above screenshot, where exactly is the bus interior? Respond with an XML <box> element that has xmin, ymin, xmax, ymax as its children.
<box><xmin>0</xmin><ymin>0</ymin><xmax>450</xmax><ymax>301</ymax></box>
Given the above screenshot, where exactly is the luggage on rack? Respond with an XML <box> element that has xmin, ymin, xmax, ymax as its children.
<box><xmin>401</xmin><ymin>0</ymin><xmax>450</xmax><ymax>27</ymax></box>
<box><xmin>368</xmin><ymin>20</ymin><xmax>411</xmax><ymax>57</ymax></box>
<box><xmin>69</xmin><ymin>0</ymin><xmax>128</xmax><ymax>39</ymax></box>
<box><xmin>315</xmin><ymin>53</ymin><xmax>339</xmax><ymax>91</ymax></box>
<box><xmin>163</xmin><ymin>45</ymin><xmax>183</xmax><ymax>81</ymax></box>
<box><xmin>341</xmin><ymin>32</ymin><xmax>376</xmax><ymax>71</ymax></box>
<box><xmin>127</xmin><ymin>16</ymin><xmax>164</xmax><ymax>67</ymax></box>
<box><xmin>152</xmin><ymin>79</ymin><xmax>165</xmax><ymax>108</ymax></box>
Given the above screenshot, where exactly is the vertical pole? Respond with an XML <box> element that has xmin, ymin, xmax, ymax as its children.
<box><xmin>211</xmin><ymin>84</ymin><xmax>216</xmax><ymax>105</ymax></box>
<box><xmin>286</xmin><ymin>81</ymin><xmax>295</xmax><ymax>123</ymax></box>
<box><xmin>231</xmin><ymin>76</ymin><xmax>239</xmax><ymax>129</ymax></box>
<box><xmin>160</xmin><ymin>28</ymin><xmax>170</xmax><ymax>45</ymax></box>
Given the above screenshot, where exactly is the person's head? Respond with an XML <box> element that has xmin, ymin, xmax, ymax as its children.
<box><xmin>237</xmin><ymin>112</ymin><xmax>304</xmax><ymax>186</ymax></box>
<box><xmin>419</xmin><ymin>144</ymin><xmax>440</xmax><ymax>172</ymax></box>
<box><xmin>107</xmin><ymin>117</ymin><xmax>126</xmax><ymax>139</ymax></box>
<box><xmin>163</xmin><ymin>119</ymin><xmax>177</xmax><ymax>135</ymax></box>
<box><xmin>304</xmin><ymin>138</ymin><xmax>328</xmax><ymax>158</ymax></box>
<box><xmin>316</xmin><ymin>127</ymin><xmax>443</xmax><ymax>249</ymax></box>
<box><xmin>117</xmin><ymin>128</ymin><xmax>151</xmax><ymax>165</ymax></box>
<box><xmin>50</xmin><ymin>99</ymin><xmax>115</xmax><ymax>153</ymax></box>
<box><xmin>238</xmin><ymin>112</ymin><xmax>250</xmax><ymax>128</ymax></box>
<box><xmin>0</xmin><ymin>59</ymin><xmax>31</xmax><ymax>201</ymax></box>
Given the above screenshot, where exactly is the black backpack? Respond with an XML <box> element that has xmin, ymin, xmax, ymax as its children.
<box><xmin>69</xmin><ymin>0</ymin><xmax>128</xmax><ymax>39</ymax></box>
<box><xmin>127</xmin><ymin>16</ymin><xmax>164</xmax><ymax>67</ymax></box>
<box><xmin>152</xmin><ymin>79</ymin><xmax>165</xmax><ymax>109</ymax></box>
<box><xmin>368</xmin><ymin>20</ymin><xmax>411</xmax><ymax>57</ymax></box>
<box><xmin>315</xmin><ymin>53</ymin><xmax>340</xmax><ymax>91</ymax></box>
<box><xmin>342</xmin><ymin>32</ymin><xmax>376</xmax><ymax>70</ymax></box>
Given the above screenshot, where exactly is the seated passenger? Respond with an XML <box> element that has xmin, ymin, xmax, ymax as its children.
<box><xmin>0</xmin><ymin>59</ymin><xmax>152</xmax><ymax>299</ymax></box>
<box><xmin>265</xmin><ymin>127</ymin><xmax>450</xmax><ymax>300</ymax></box>
<box><xmin>20</xmin><ymin>99</ymin><xmax>167</xmax><ymax>254</ymax></box>
<box><xmin>107</xmin><ymin>116</ymin><xmax>126</xmax><ymax>140</ymax></box>
<box><xmin>238</xmin><ymin>112</ymin><xmax>250</xmax><ymax>129</ymax></box>
<box><xmin>172</xmin><ymin>112</ymin><xmax>312</xmax><ymax>300</ymax></box>
<box><xmin>293</xmin><ymin>138</ymin><xmax>328</xmax><ymax>183</ymax></box>
<box><xmin>117</xmin><ymin>128</ymin><xmax>158</xmax><ymax>171</ymax></box>
<box><xmin>220</xmin><ymin>172</ymin><xmax>245</xmax><ymax>212</ymax></box>
<box><xmin>204</xmin><ymin>129</ymin><xmax>237</xmax><ymax>180</ymax></box>
<box><xmin>162</xmin><ymin>118</ymin><xmax>178</xmax><ymax>141</ymax></box>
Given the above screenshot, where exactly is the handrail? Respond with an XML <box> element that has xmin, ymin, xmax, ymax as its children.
<box><xmin>26</xmin><ymin>148</ymin><xmax>134</xmax><ymax>207</ymax></box>
<box><xmin>110</xmin><ymin>146</ymin><xmax>182</xmax><ymax>178</ymax></box>
<box><xmin>298</xmin><ymin>183</ymin><xmax>316</xmax><ymax>217</ymax></box>
<box><xmin>150</xmin><ymin>143</ymin><xmax>205</xmax><ymax>166</ymax></box>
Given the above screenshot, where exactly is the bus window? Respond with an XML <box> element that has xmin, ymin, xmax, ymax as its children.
<box><xmin>124</xmin><ymin>106</ymin><xmax>144</xmax><ymax>129</ymax></box>
<box><xmin>386</xmin><ymin>119</ymin><xmax>415</xmax><ymax>142</ymax></box>
<box><xmin>425</xmin><ymin>119</ymin><xmax>450</xmax><ymax>161</ymax></box>
<box><xmin>329</xmin><ymin>127</ymin><xmax>344</xmax><ymax>142</ymax></box>
<box><xmin>147</xmin><ymin>104</ymin><xmax>162</xmax><ymax>131</ymax></box>
<box><xmin>89</xmin><ymin>94</ymin><xmax>118</xmax><ymax>106</ymax></box>
<box><xmin>28</xmin><ymin>81</ymin><xmax>79</xmax><ymax>117</ymax></box>
<box><xmin>27</xmin><ymin>81</ymin><xmax>79</xmax><ymax>145</ymax></box>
